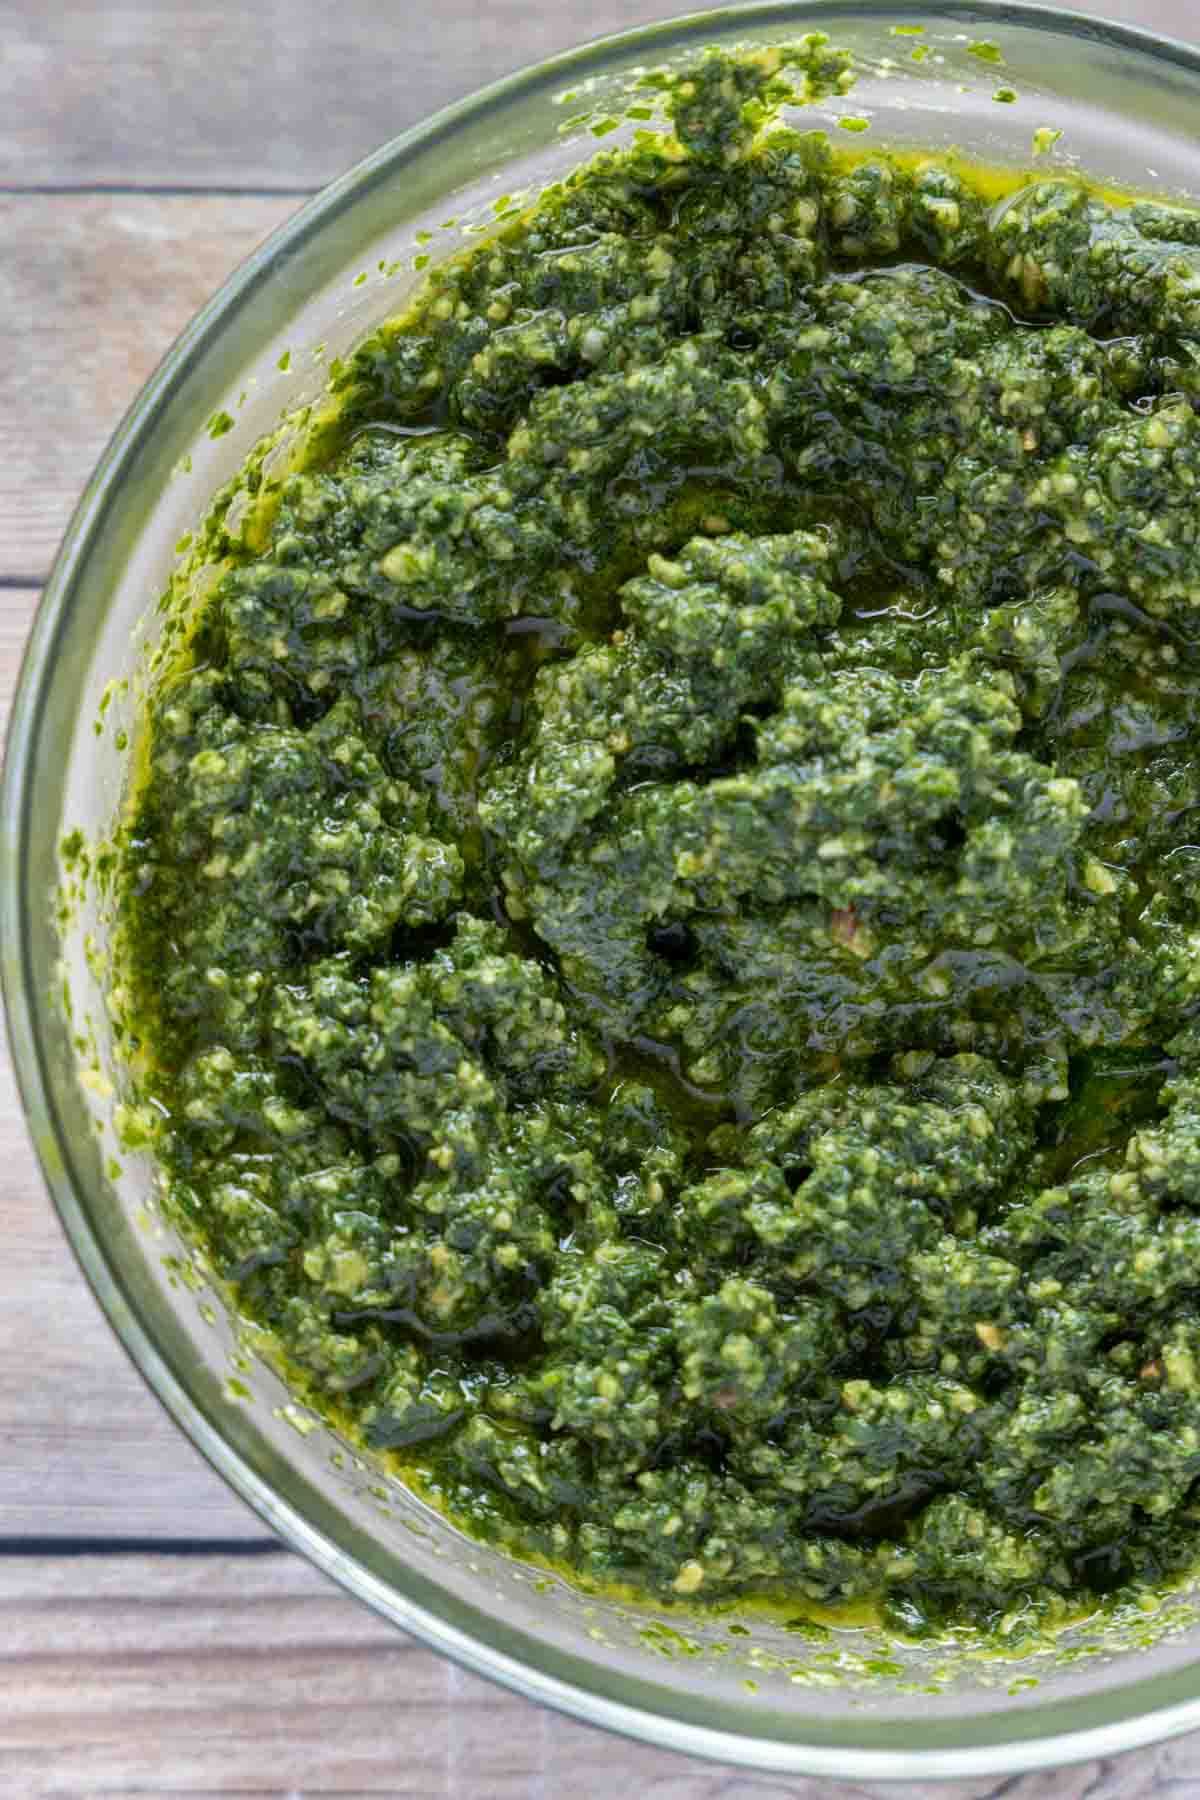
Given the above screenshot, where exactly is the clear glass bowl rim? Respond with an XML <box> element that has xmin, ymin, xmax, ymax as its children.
<box><xmin>10</xmin><ymin>0</ymin><xmax>1200</xmax><ymax>1778</ymax></box>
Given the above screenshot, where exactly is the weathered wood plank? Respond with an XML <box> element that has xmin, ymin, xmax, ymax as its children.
<box><xmin>2</xmin><ymin>0</ymin><xmax>1196</xmax><ymax>194</ymax></box>
<box><xmin>0</xmin><ymin>1550</ymin><xmax>1193</xmax><ymax>1798</ymax></box>
<box><xmin>0</xmin><ymin>194</ymin><xmax>297</xmax><ymax>580</ymax></box>
<box><xmin>0</xmin><ymin>0</ymin><xmax>689</xmax><ymax>191</ymax></box>
<box><xmin>0</xmin><ymin>585</ymin><xmax>35</xmax><ymax>738</ymax></box>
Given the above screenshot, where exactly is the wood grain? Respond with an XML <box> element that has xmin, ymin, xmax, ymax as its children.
<box><xmin>0</xmin><ymin>586</ymin><xmax>35</xmax><ymax>735</ymax></box>
<box><xmin>0</xmin><ymin>195</ymin><xmax>297</xmax><ymax>580</ymax></box>
<box><xmin>0</xmin><ymin>1550</ymin><xmax>1193</xmax><ymax>1800</ymax></box>
<box><xmin>0</xmin><ymin>0</ymin><xmax>694</xmax><ymax>191</ymax></box>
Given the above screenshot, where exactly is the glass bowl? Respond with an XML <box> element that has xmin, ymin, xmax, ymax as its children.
<box><xmin>11</xmin><ymin>1</ymin><xmax>1200</xmax><ymax>1779</ymax></box>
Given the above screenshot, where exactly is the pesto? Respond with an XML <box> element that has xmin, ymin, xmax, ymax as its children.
<box><xmin>114</xmin><ymin>40</ymin><xmax>1200</xmax><ymax>1637</ymax></box>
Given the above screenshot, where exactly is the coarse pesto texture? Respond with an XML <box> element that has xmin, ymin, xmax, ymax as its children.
<box><xmin>115</xmin><ymin>39</ymin><xmax>1200</xmax><ymax>1637</ymax></box>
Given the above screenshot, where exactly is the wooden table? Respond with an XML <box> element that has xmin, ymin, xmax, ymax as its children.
<box><xmin>4</xmin><ymin>1</ymin><xmax>1200</xmax><ymax>1790</ymax></box>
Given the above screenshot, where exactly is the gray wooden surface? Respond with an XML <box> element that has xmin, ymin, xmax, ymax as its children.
<box><xmin>5</xmin><ymin>0</ymin><xmax>1200</xmax><ymax>1792</ymax></box>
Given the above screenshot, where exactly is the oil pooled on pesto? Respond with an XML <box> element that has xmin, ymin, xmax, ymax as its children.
<box><xmin>115</xmin><ymin>39</ymin><xmax>1200</xmax><ymax>1637</ymax></box>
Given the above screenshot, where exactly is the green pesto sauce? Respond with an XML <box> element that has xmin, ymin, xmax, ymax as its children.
<box><xmin>112</xmin><ymin>38</ymin><xmax>1200</xmax><ymax>1638</ymax></box>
